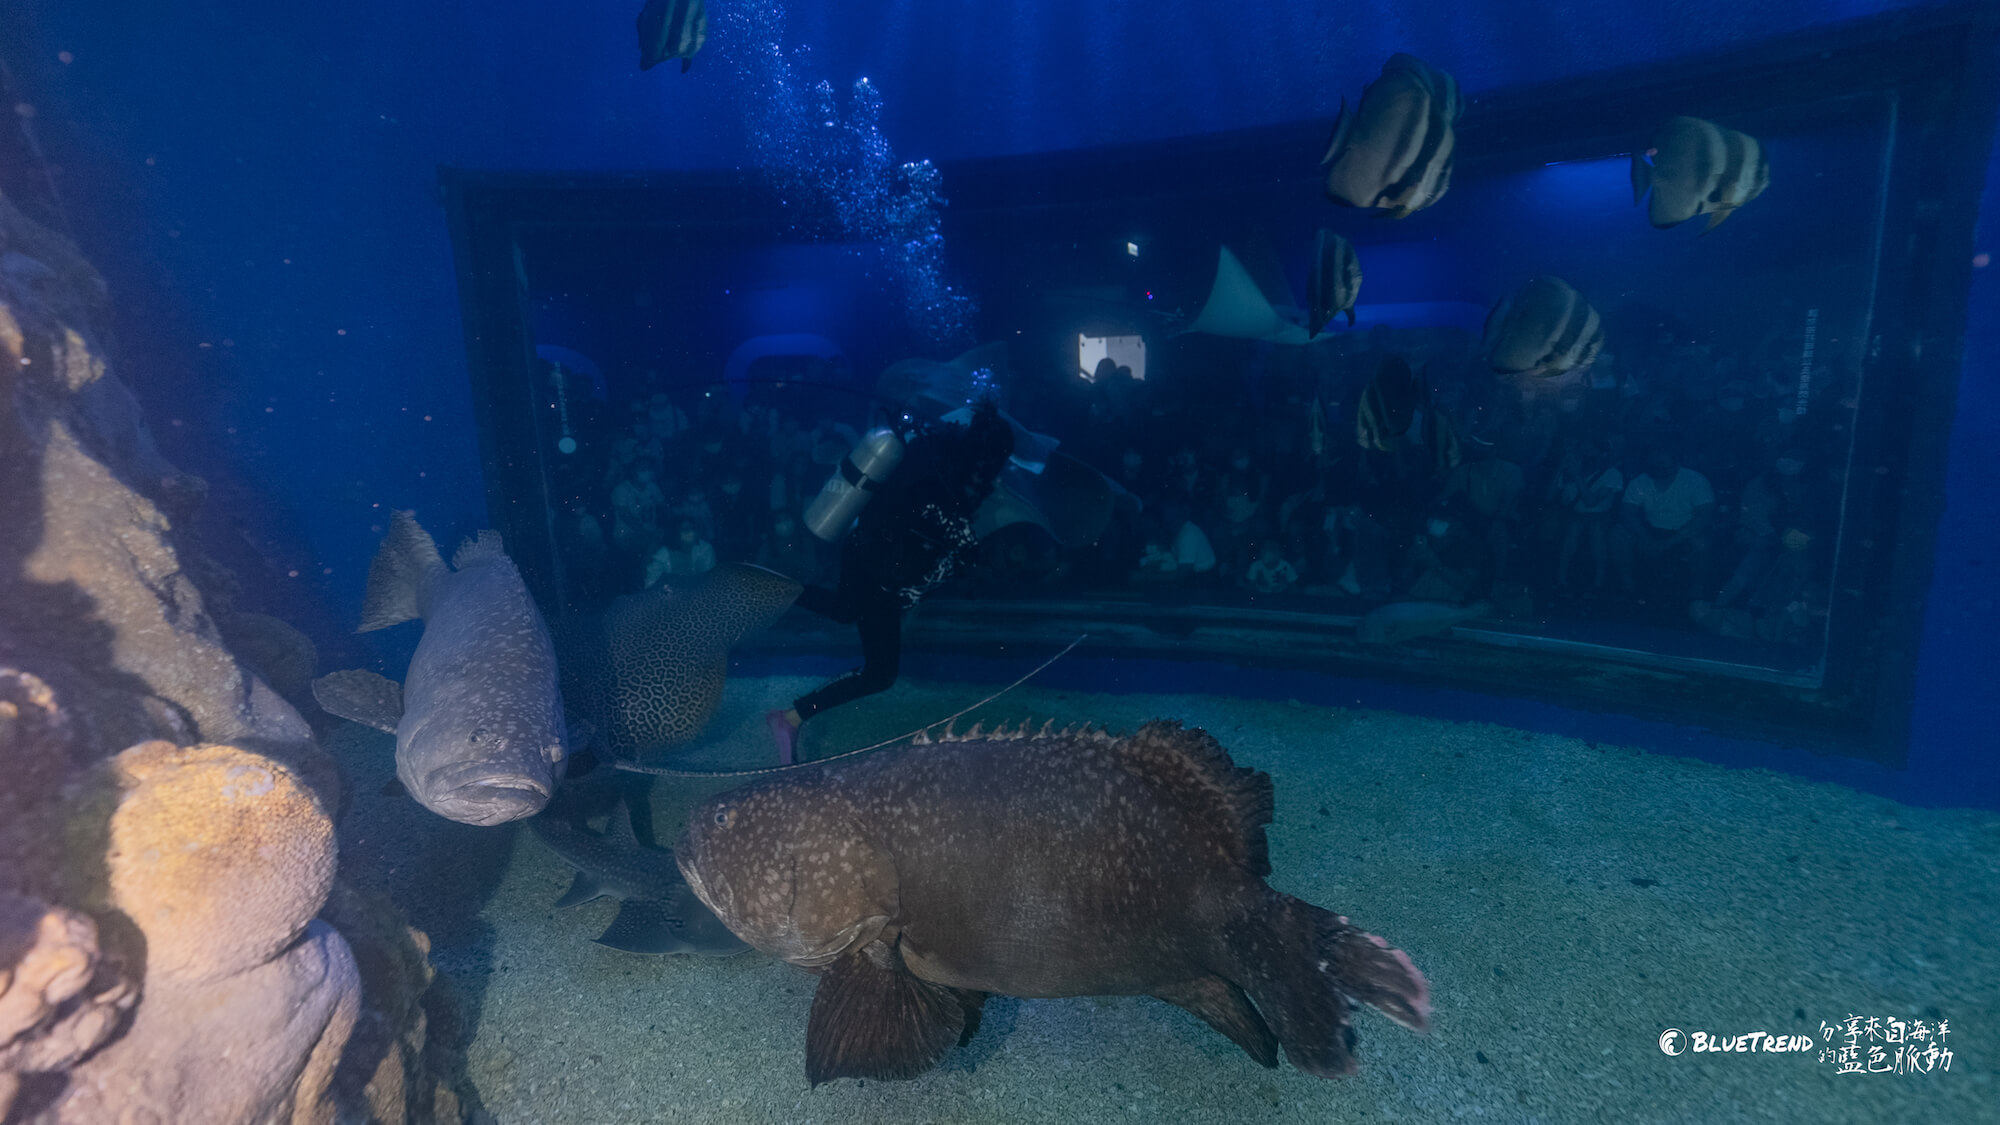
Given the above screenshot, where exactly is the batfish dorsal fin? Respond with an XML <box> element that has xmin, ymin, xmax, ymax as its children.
<box><xmin>1320</xmin><ymin>97</ymin><xmax>1351</xmax><ymax>166</ymax></box>
<box><xmin>805</xmin><ymin>944</ymin><xmax>972</xmax><ymax>1086</ymax></box>
<box><xmin>1115</xmin><ymin>720</ymin><xmax>1275</xmax><ymax>877</ymax></box>
<box><xmin>358</xmin><ymin>510</ymin><xmax>445</xmax><ymax>631</ymax></box>
<box><xmin>311</xmin><ymin>668</ymin><xmax>405</xmax><ymax>732</ymax></box>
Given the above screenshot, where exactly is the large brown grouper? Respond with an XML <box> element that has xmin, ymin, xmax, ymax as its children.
<box><xmin>675</xmin><ymin>719</ymin><xmax>1430</xmax><ymax>1085</ymax></box>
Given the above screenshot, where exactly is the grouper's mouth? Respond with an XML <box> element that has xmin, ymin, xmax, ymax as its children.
<box><xmin>417</xmin><ymin>764</ymin><xmax>551</xmax><ymax>826</ymax></box>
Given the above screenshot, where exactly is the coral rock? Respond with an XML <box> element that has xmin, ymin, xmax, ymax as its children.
<box><xmin>324</xmin><ymin>882</ymin><xmax>467</xmax><ymax>1125</ymax></box>
<box><xmin>45</xmin><ymin>743</ymin><xmax>358</xmax><ymax>1125</ymax></box>
<box><xmin>220</xmin><ymin>611</ymin><xmax>320</xmax><ymax>708</ymax></box>
<box><xmin>0</xmin><ymin>670</ymin><xmax>75</xmax><ymax>903</ymax></box>
<box><xmin>1</xmin><ymin>192</ymin><xmax>332</xmax><ymax>805</ymax></box>
<box><xmin>104</xmin><ymin>741</ymin><xmax>337</xmax><ymax>982</ymax></box>
<box><xmin>0</xmin><ymin>894</ymin><xmax>137</xmax><ymax>1121</ymax></box>
<box><xmin>53</xmin><ymin>919</ymin><xmax>358</xmax><ymax>1125</ymax></box>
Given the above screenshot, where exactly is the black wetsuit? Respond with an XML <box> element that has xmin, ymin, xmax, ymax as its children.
<box><xmin>792</xmin><ymin>416</ymin><xmax>1010</xmax><ymax>722</ymax></box>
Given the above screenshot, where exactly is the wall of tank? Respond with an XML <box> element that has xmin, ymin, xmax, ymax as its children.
<box><xmin>0</xmin><ymin>0</ymin><xmax>1991</xmax><ymax>804</ymax></box>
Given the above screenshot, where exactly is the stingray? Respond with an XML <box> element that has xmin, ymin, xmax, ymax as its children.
<box><xmin>973</xmin><ymin>453</ymin><xmax>1127</xmax><ymax>549</ymax></box>
<box><xmin>876</xmin><ymin>342</ymin><xmax>1011</xmax><ymax>417</ymax></box>
<box><xmin>559</xmin><ymin>562</ymin><xmax>801</xmax><ymax>755</ymax></box>
<box><xmin>1177</xmin><ymin>245</ymin><xmax>1316</xmax><ymax>346</ymax></box>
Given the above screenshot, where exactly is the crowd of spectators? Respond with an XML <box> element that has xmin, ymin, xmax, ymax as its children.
<box><xmin>553</xmin><ymin>317</ymin><xmax>1842</xmax><ymax>651</ymax></box>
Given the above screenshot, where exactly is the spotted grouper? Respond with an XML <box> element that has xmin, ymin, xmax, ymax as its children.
<box><xmin>675</xmin><ymin>719</ymin><xmax>1430</xmax><ymax>1085</ymax></box>
<box><xmin>311</xmin><ymin>511</ymin><xmax>569</xmax><ymax>826</ymax></box>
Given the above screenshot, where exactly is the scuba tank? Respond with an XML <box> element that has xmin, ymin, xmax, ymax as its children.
<box><xmin>804</xmin><ymin>428</ymin><xmax>906</xmax><ymax>541</ymax></box>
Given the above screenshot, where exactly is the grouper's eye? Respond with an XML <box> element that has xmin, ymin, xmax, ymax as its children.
<box><xmin>713</xmin><ymin>807</ymin><xmax>735</xmax><ymax>828</ymax></box>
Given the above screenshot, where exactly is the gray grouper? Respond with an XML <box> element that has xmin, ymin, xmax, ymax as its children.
<box><xmin>313</xmin><ymin>511</ymin><xmax>569</xmax><ymax>825</ymax></box>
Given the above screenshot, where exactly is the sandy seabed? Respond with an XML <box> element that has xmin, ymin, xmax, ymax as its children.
<box><xmin>330</xmin><ymin>672</ymin><xmax>1999</xmax><ymax>1125</ymax></box>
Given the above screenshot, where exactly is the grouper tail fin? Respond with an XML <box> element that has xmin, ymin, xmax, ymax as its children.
<box><xmin>1228</xmin><ymin>893</ymin><xmax>1429</xmax><ymax>1078</ymax></box>
<box><xmin>358</xmin><ymin>510</ymin><xmax>447</xmax><ymax>631</ymax></box>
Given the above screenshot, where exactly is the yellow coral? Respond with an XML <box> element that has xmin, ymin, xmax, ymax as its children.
<box><xmin>105</xmin><ymin>742</ymin><xmax>336</xmax><ymax>981</ymax></box>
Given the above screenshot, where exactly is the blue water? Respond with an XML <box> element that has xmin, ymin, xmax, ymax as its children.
<box><xmin>6</xmin><ymin>3</ymin><xmax>1999</xmax><ymax>1120</ymax></box>
<box><xmin>9</xmin><ymin>5</ymin><xmax>1991</xmax><ymax>813</ymax></box>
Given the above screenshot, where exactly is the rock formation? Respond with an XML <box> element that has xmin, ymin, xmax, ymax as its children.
<box><xmin>0</xmin><ymin>191</ymin><xmax>466</xmax><ymax>1121</ymax></box>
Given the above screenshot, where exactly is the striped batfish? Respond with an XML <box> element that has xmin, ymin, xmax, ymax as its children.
<box><xmin>637</xmin><ymin>0</ymin><xmax>707</xmax><ymax>73</ymax></box>
<box><xmin>1631</xmin><ymin>116</ymin><xmax>1770</xmax><ymax>232</ymax></box>
<box><xmin>1482</xmin><ymin>277</ymin><xmax>1604</xmax><ymax>380</ymax></box>
<box><xmin>1322</xmin><ymin>54</ymin><xmax>1463</xmax><ymax>219</ymax></box>
<box><xmin>1307</xmin><ymin>228</ymin><xmax>1363</xmax><ymax>336</ymax></box>
<box><xmin>1355</xmin><ymin>357</ymin><xmax>1462</xmax><ymax>475</ymax></box>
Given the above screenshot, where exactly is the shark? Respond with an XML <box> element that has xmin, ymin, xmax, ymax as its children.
<box><xmin>528</xmin><ymin>800</ymin><xmax>748</xmax><ymax>956</ymax></box>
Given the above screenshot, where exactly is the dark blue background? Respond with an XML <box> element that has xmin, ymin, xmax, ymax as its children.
<box><xmin>4</xmin><ymin>0</ymin><xmax>1992</xmax><ymax>805</ymax></box>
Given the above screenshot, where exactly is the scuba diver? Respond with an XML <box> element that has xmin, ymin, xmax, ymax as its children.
<box><xmin>765</xmin><ymin>399</ymin><xmax>1016</xmax><ymax>763</ymax></box>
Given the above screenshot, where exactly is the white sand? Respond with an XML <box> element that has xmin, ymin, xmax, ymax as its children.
<box><xmin>330</xmin><ymin>673</ymin><xmax>1999</xmax><ymax>1124</ymax></box>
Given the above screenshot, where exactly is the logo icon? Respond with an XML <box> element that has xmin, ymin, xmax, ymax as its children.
<box><xmin>1659</xmin><ymin>1029</ymin><xmax>1686</xmax><ymax>1056</ymax></box>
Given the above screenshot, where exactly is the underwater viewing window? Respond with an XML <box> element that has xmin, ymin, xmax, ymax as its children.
<box><xmin>1078</xmin><ymin>333</ymin><xmax>1146</xmax><ymax>382</ymax></box>
<box><xmin>444</xmin><ymin>7</ymin><xmax>1994</xmax><ymax>767</ymax></box>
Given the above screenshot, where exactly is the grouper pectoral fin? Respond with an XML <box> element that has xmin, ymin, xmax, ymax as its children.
<box><xmin>1154</xmin><ymin>976</ymin><xmax>1279</xmax><ymax>1068</ymax></box>
<box><xmin>804</xmin><ymin>941</ymin><xmax>972</xmax><ymax>1086</ymax></box>
<box><xmin>310</xmin><ymin>668</ymin><xmax>404</xmax><ymax>733</ymax></box>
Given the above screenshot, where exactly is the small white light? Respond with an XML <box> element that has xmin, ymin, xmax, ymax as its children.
<box><xmin>1125</xmin><ymin>242</ymin><xmax>1140</xmax><ymax>258</ymax></box>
